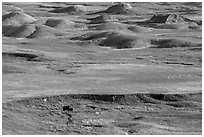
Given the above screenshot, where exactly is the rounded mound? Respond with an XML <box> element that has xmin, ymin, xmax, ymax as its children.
<box><xmin>30</xmin><ymin>18</ymin><xmax>48</xmax><ymax>26</ymax></box>
<box><xmin>89</xmin><ymin>22</ymin><xmax>150</xmax><ymax>33</ymax></box>
<box><xmin>89</xmin><ymin>22</ymin><xmax>126</xmax><ymax>30</ymax></box>
<box><xmin>3</xmin><ymin>11</ymin><xmax>36</xmax><ymax>26</ymax></box>
<box><xmin>27</xmin><ymin>25</ymin><xmax>66</xmax><ymax>38</ymax></box>
<box><xmin>100</xmin><ymin>34</ymin><xmax>150</xmax><ymax>49</ymax></box>
<box><xmin>50</xmin><ymin>5</ymin><xmax>86</xmax><ymax>14</ymax></box>
<box><xmin>89</xmin><ymin>14</ymin><xmax>118</xmax><ymax>24</ymax></box>
<box><xmin>44</xmin><ymin>18</ymin><xmax>76</xmax><ymax>30</ymax></box>
<box><xmin>71</xmin><ymin>31</ymin><xmax>118</xmax><ymax>41</ymax></box>
<box><xmin>149</xmin><ymin>13</ymin><xmax>185</xmax><ymax>24</ymax></box>
<box><xmin>2</xmin><ymin>25</ymin><xmax>19</xmax><ymax>35</ymax></box>
<box><xmin>30</xmin><ymin>18</ymin><xmax>86</xmax><ymax>31</ymax></box>
<box><xmin>2</xmin><ymin>5</ymin><xmax>23</xmax><ymax>15</ymax></box>
<box><xmin>3</xmin><ymin>17</ymin><xmax>74</xmax><ymax>38</ymax></box>
<box><xmin>72</xmin><ymin>31</ymin><xmax>151</xmax><ymax>49</ymax></box>
<box><xmin>5</xmin><ymin>24</ymin><xmax>36</xmax><ymax>38</ymax></box>
<box><xmin>105</xmin><ymin>3</ymin><xmax>132</xmax><ymax>14</ymax></box>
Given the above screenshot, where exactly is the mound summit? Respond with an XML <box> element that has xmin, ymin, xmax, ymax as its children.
<box><xmin>3</xmin><ymin>11</ymin><xmax>36</xmax><ymax>26</ymax></box>
<box><xmin>149</xmin><ymin>13</ymin><xmax>185</xmax><ymax>24</ymax></box>
<box><xmin>4</xmin><ymin>24</ymin><xmax>36</xmax><ymax>38</ymax></box>
<box><xmin>100</xmin><ymin>34</ymin><xmax>150</xmax><ymax>49</ymax></box>
<box><xmin>2</xmin><ymin>5</ymin><xmax>23</xmax><ymax>15</ymax></box>
<box><xmin>27</xmin><ymin>25</ymin><xmax>66</xmax><ymax>38</ymax></box>
<box><xmin>50</xmin><ymin>5</ymin><xmax>86</xmax><ymax>14</ymax></box>
<box><xmin>3</xmin><ymin>16</ymin><xmax>84</xmax><ymax>38</ymax></box>
<box><xmin>104</xmin><ymin>3</ymin><xmax>132</xmax><ymax>14</ymax></box>
<box><xmin>72</xmin><ymin>31</ymin><xmax>150</xmax><ymax>49</ymax></box>
<box><xmin>5</xmin><ymin>23</ymin><xmax>66</xmax><ymax>38</ymax></box>
<box><xmin>89</xmin><ymin>14</ymin><xmax>118</xmax><ymax>24</ymax></box>
<box><xmin>89</xmin><ymin>22</ymin><xmax>151</xmax><ymax>33</ymax></box>
<box><xmin>44</xmin><ymin>18</ymin><xmax>76</xmax><ymax>30</ymax></box>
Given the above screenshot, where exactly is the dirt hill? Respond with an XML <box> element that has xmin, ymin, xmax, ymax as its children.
<box><xmin>4</xmin><ymin>24</ymin><xmax>36</xmax><ymax>38</ymax></box>
<box><xmin>44</xmin><ymin>18</ymin><xmax>76</xmax><ymax>30</ymax></box>
<box><xmin>50</xmin><ymin>5</ymin><xmax>86</xmax><ymax>14</ymax></box>
<box><xmin>5</xmin><ymin>23</ymin><xmax>67</xmax><ymax>38</ymax></box>
<box><xmin>2</xmin><ymin>5</ymin><xmax>23</xmax><ymax>15</ymax></box>
<box><xmin>89</xmin><ymin>22</ymin><xmax>151</xmax><ymax>33</ymax></box>
<box><xmin>100</xmin><ymin>34</ymin><xmax>150</xmax><ymax>49</ymax></box>
<box><xmin>27</xmin><ymin>25</ymin><xmax>66</xmax><ymax>38</ymax></box>
<box><xmin>2</xmin><ymin>11</ymin><xmax>36</xmax><ymax>26</ymax></box>
<box><xmin>89</xmin><ymin>14</ymin><xmax>118</xmax><ymax>24</ymax></box>
<box><xmin>149</xmin><ymin>13</ymin><xmax>186</xmax><ymax>24</ymax></box>
<box><xmin>104</xmin><ymin>3</ymin><xmax>132</xmax><ymax>14</ymax></box>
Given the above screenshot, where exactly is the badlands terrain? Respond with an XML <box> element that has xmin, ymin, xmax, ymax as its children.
<box><xmin>2</xmin><ymin>2</ymin><xmax>202</xmax><ymax>135</ymax></box>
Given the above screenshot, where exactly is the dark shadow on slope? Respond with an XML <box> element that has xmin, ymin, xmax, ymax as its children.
<box><xmin>3</xmin><ymin>52</ymin><xmax>39</xmax><ymax>61</ymax></box>
<box><xmin>5</xmin><ymin>93</ymin><xmax>202</xmax><ymax>107</ymax></box>
<box><xmin>150</xmin><ymin>39</ymin><xmax>201</xmax><ymax>48</ymax></box>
